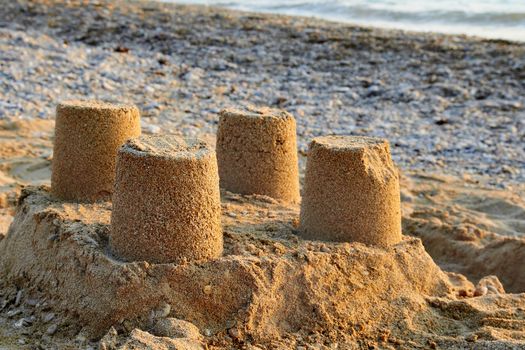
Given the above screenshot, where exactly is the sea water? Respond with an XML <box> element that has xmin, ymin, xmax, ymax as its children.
<box><xmin>164</xmin><ymin>0</ymin><xmax>525</xmax><ymax>41</ymax></box>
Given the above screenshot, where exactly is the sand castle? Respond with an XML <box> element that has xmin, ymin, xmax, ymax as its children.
<box><xmin>51</xmin><ymin>100</ymin><xmax>141</xmax><ymax>202</ymax></box>
<box><xmin>3</xmin><ymin>101</ymin><xmax>523</xmax><ymax>349</ymax></box>
<box><xmin>299</xmin><ymin>136</ymin><xmax>402</xmax><ymax>246</ymax></box>
<box><xmin>110</xmin><ymin>135</ymin><xmax>222</xmax><ymax>264</ymax></box>
<box><xmin>216</xmin><ymin>107</ymin><xmax>300</xmax><ymax>203</ymax></box>
<box><xmin>52</xmin><ymin>102</ymin><xmax>402</xmax><ymax>262</ymax></box>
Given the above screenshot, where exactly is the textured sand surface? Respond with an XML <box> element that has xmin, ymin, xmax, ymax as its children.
<box><xmin>110</xmin><ymin>135</ymin><xmax>222</xmax><ymax>264</ymax></box>
<box><xmin>0</xmin><ymin>0</ymin><xmax>524</xmax><ymax>349</ymax></box>
<box><xmin>300</xmin><ymin>136</ymin><xmax>401</xmax><ymax>246</ymax></box>
<box><xmin>217</xmin><ymin>106</ymin><xmax>300</xmax><ymax>203</ymax></box>
<box><xmin>1</xmin><ymin>186</ymin><xmax>525</xmax><ymax>349</ymax></box>
<box><xmin>51</xmin><ymin>100</ymin><xmax>141</xmax><ymax>202</ymax></box>
<box><xmin>402</xmin><ymin>173</ymin><xmax>525</xmax><ymax>294</ymax></box>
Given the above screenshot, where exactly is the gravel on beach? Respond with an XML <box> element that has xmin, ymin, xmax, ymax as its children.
<box><xmin>0</xmin><ymin>0</ymin><xmax>524</xmax><ymax>188</ymax></box>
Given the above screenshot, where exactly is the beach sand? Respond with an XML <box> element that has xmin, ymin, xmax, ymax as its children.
<box><xmin>0</xmin><ymin>1</ymin><xmax>524</xmax><ymax>349</ymax></box>
<box><xmin>0</xmin><ymin>99</ymin><xmax>524</xmax><ymax>350</ymax></box>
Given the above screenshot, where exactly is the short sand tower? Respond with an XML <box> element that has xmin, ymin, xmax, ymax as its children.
<box><xmin>51</xmin><ymin>100</ymin><xmax>141</xmax><ymax>202</ymax></box>
<box><xmin>216</xmin><ymin>107</ymin><xmax>300</xmax><ymax>203</ymax></box>
<box><xmin>110</xmin><ymin>135</ymin><xmax>223</xmax><ymax>264</ymax></box>
<box><xmin>299</xmin><ymin>136</ymin><xmax>402</xmax><ymax>246</ymax></box>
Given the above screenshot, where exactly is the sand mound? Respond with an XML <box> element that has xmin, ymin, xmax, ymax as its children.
<box><xmin>402</xmin><ymin>173</ymin><xmax>525</xmax><ymax>293</ymax></box>
<box><xmin>1</xmin><ymin>187</ymin><xmax>525</xmax><ymax>348</ymax></box>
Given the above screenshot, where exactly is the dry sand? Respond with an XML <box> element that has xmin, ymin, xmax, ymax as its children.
<box><xmin>110</xmin><ymin>135</ymin><xmax>222</xmax><ymax>264</ymax></box>
<box><xmin>0</xmin><ymin>118</ymin><xmax>524</xmax><ymax>349</ymax></box>
<box><xmin>51</xmin><ymin>100</ymin><xmax>141</xmax><ymax>202</ymax></box>
<box><xmin>217</xmin><ymin>106</ymin><xmax>300</xmax><ymax>203</ymax></box>
<box><xmin>0</xmin><ymin>0</ymin><xmax>524</xmax><ymax>349</ymax></box>
<box><xmin>299</xmin><ymin>136</ymin><xmax>401</xmax><ymax>246</ymax></box>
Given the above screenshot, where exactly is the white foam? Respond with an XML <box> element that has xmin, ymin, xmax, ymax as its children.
<box><xmin>163</xmin><ymin>0</ymin><xmax>525</xmax><ymax>41</ymax></box>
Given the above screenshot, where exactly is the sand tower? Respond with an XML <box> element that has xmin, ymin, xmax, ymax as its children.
<box><xmin>216</xmin><ymin>107</ymin><xmax>300</xmax><ymax>203</ymax></box>
<box><xmin>51</xmin><ymin>100</ymin><xmax>141</xmax><ymax>202</ymax></box>
<box><xmin>299</xmin><ymin>136</ymin><xmax>401</xmax><ymax>246</ymax></box>
<box><xmin>110</xmin><ymin>135</ymin><xmax>223</xmax><ymax>264</ymax></box>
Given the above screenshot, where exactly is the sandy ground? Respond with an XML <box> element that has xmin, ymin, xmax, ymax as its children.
<box><xmin>0</xmin><ymin>107</ymin><xmax>524</xmax><ymax>350</ymax></box>
<box><xmin>0</xmin><ymin>1</ymin><xmax>524</xmax><ymax>349</ymax></box>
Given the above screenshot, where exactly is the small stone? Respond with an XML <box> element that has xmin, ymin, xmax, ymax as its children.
<box><xmin>14</xmin><ymin>318</ymin><xmax>30</xmax><ymax>328</ymax></box>
<box><xmin>474</xmin><ymin>286</ymin><xmax>488</xmax><ymax>297</ymax></box>
<box><xmin>153</xmin><ymin>318</ymin><xmax>202</xmax><ymax>339</ymax></box>
<box><xmin>476</xmin><ymin>276</ymin><xmax>505</xmax><ymax>295</ymax></box>
<box><xmin>203</xmin><ymin>285</ymin><xmax>212</xmax><ymax>295</ymax></box>
<box><xmin>181</xmin><ymin>68</ymin><xmax>204</xmax><ymax>81</ymax></box>
<box><xmin>153</xmin><ymin>302</ymin><xmax>171</xmax><ymax>318</ymax></box>
<box><xmin>366</xmin><ymin>85</ymin><xmax>383</xmax><ymax>97</ymax></box>
<box><xmin>228</xmin><ymin>327</ymin><xmax>241</xmax><ymax>340</ymax></box>
<box><xmin>142</xmin><ymin>123</ymin><xmax>161</xmax><ymax>134</ymax></box>
<box><xmin>46</xmin><ymin>324</ymin><xmax>58</xmax><ymax>335</ymax></box>
<box><xmin>15</xmin><ymin>290</ymin><xmax>23</xmax><ymax>306</ymax></box>
<box><xmin>320</xmin><ymin>245</ymin><xmax>330</xmax><ymax>253</ymax></box>
<box><xmin>42</xmin><ymin>312</ymin><xmax>55</xmax><ymax>323</ymax></box>
<box><xmin>7</xmin><ymin>309</ymin><xmax>21</xmax><ymax>318</ymax></box>
<box><xmin>75</xmin><ymin>333</ymin><xmax>87</xmax><ymax>343</ymax></box>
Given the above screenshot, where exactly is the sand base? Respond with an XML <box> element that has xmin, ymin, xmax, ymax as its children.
<box><xmin>1</xmin><ymin>187</ymin><xmax>525</xmax><ymax>349</ymax></box>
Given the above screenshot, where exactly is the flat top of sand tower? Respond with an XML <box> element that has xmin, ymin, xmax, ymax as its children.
<box><xmin>219</xmin><ymin>106</ymin><xmax>292</xmax><ymax>120</ymax></box>
<box><xmin>121</xmin><ymin>135</ymin><xmax>211</xmax><ymax>160</ymax></box>
<box><xmin>311</xmin><ymin>136</ymin><xmax>388</xmax><ymax>152</ymax></box>
<box><xmin>58</xmin><ymin>100</ymin><xmax>138</xmax><ymax>113</ymax></box>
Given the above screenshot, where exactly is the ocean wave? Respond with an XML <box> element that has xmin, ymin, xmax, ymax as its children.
<box><xmin>167</xmin><ymin>0</ymin><xmax>525</xmax><ymax>41</ymax></box>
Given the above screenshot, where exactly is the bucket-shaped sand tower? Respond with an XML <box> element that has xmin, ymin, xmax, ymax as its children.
<box><xmin>110</xmin><ymin>135</ymin><xmax>223</xmax><ymax>264</ymax></box>
<box><xmin>299</xmin><ymin>136</ymin><xmax>401</xmax><ymax>246</ymax></box>
<box><xmin>51</xmin><ymin>100</ymin><xmax>141</xmax><ymax>202</ymax></box>
<box><xmin>216</xmin><ymin>107</ymin><xmax>300</xmax><ymax>203</ymax></box>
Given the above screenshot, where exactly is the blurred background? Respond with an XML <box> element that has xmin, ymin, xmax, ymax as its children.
<box><xmin>168</xmin><ymin>0</ymin><xmax>525</xmax><ymax>41</ymax></box>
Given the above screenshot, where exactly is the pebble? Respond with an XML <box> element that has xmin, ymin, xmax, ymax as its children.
<box><xmin>141</xmin><ymin>122</ymin><xmax>162</xmax><ymax>134</ymax></box>
<box><xmin>228</xmin><ymin>327</ymin><xmax>241</xmax><ymax>340</ymax></box>
<box><xmin>14</xmin><ymin>290</ymin><xmax>23</xmax><ymax>306</ymax></box>
<box><xmin>14</xmin><ymin>317</ymin><xmax>31</xmax><ymax>328</ymax></box>
<box><xmin>46</xmin><ymin>324</ymin><xmax>58</xmax><ymax>335</ymax></box>
<box><xmin>7</xmin><ymin>309</ymin><xmax>21</xmax><ymax>318</ymax></box>
<box><xmin>42</xmin><ymin>312</ymin><xmax>55</xmax><ymax>323</ymax></box>
<box><xmin>203</xmin><ymin>285</ymin><xmax>213</xmax><ymax>295</ymax></box>
<box><xmin>153</xmin><ymin>318</ymin><xmax>202</xmax><ymax>339</ymax></box>
<box><xmin>474</xmin><ymin>285</ymin><xmax>488</xmax><ymax>297</ymax></box>
<box><xmin>319</xmin><ymin>245</ymin><xmax>330</xmax><ymax>253</ymax></box>
<box><xmin>152</xmin><ymin>302</ymin><xmax>171</xmax><ymax>319</ymax></box>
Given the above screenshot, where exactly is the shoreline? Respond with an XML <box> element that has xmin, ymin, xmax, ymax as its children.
<box><xmin>163</xmin><ymin>0</ymin><xmax>525</xmax><ymax>43</ymax></box>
